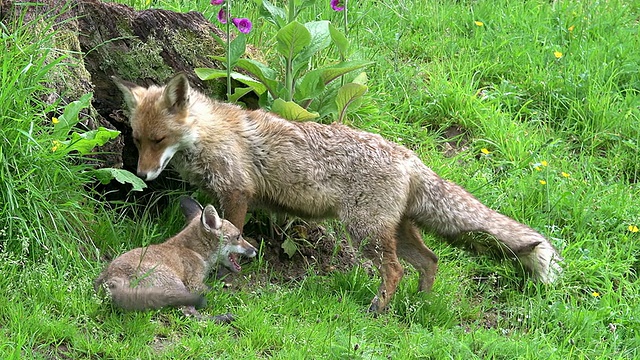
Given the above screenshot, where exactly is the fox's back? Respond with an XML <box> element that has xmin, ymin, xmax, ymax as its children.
<box><xmin>188</xmin><ymin>107</ymin><xmax>421</xmax><ymax>218</ymax></box>
<box><xmin>99</xmin><ymin>244</ymin><xmax>203</xmax><ymax>288</ymax></box>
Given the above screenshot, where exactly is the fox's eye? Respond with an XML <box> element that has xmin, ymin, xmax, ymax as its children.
<box><xmin>153</xmin><ymin>137</ymin><xmax>165</xmax><ymax>145</ymax></box>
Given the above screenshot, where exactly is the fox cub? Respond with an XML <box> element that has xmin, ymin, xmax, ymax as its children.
<box><xmin>113</xmin><ymin>74</ymin><xmax>562</xmax><ymax>313</ymax></box>
<box><xmin>94</xmin><ymin>197</ymin><xmax>257</xmax><ymax>320</ymax></box>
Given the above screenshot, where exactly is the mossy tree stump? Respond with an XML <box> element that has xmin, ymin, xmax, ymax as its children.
<box><xmin>1</xmin><ymin>0</ymin><xmax>227</xmax><ymax>183</ymax></box>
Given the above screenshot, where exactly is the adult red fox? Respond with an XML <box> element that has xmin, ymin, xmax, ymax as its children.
<box><xmin>113</xmin><ymin>74</ymin><xmax>562</xmax><ymax>312</ymax></box>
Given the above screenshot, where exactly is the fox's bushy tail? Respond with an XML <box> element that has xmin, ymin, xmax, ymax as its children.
<box><xmin>98</xmin><ymin>278</ymin><xmax>206</xmax><ymax>311</ymax></box>
<box><xmin>409</xmin><ymin>165</ymin><xmax>563</xmax><ymax>282</ymax></box>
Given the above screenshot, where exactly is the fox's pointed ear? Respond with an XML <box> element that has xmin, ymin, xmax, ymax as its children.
<box><xmin>201</xmin><ymin>205</ymin><xmax>222</xmax><ymax>231</ymax></box>
<box><xmin>163</xmin><ymin>73</ymin><xmax>190</xmax><ymax>113</ymax></box>
<box><xmin>112</xmin><ymin>76</ymin><xmax>143</xmax><ymax>111</ymax></box>
<box><xmin>179</xmin><ymin>196</ymin><xmax>203</xmax><ymax>222</ymax></box>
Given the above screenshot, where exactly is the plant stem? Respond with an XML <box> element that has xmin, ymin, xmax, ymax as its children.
<box><xmin>343</xmin><ymin>0</ymin><xmax>348</xmax><ymax>37</ymax></box>
<box><xmin>285</xmin><ymin>0</ymin><xmax>296</xmax><ymax>101</ymax></box>
<box><xmin>226</xmin><ymin>0</ymin><xmax>232</xmax><ymax>101</ymax></box>
<box><xmin>340</xmin><ymin>0</ymin><xmax>348</xmax><ymax>86</ymax></box>
<box><xmin>286</xmin><ymin>56</ymin><xmax>293</xmax><ymax>101</ymax></box>
<box><xmin>288</xmin><ymin>0</ymin><xmax>295</xmax><ymax>23</ymax></box>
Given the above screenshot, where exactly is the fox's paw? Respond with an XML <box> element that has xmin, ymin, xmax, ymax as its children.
<box><xmin>210</xmin><ymin>312</ymin><xmax>236</xmax><ymax>324</ymax></box>
<box><xmin>181</xmin><ymin>306</ymin><xmax>204</xmax><ymax>320</ymax></box>
<box><xmin>367</xmin><ymin>296</ymin><xmax>389</xmax><ymax>315</ymax></box>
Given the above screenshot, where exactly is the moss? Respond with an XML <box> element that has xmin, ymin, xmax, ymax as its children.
<box><xmin>41</xmin><ymin>27</ymin><xmax>94</xmax><ymax>104</ymax></box>
<box><xmin>169</xmin><ymin>28</ymin><xmax>224</xmax><ymax>67</ymax></box>
<box><xmin>101</xmin><ymin>36</ymin><xmax>174</xmax><ymax>81</ymax></box>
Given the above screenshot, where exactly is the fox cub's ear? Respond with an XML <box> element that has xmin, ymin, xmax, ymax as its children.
<box><xmin>201</xmin><ymin>205</ymin><xmax>222</xmax><ymax>231</ymax></box>
<box><xmin>112</xmin><ymin>76</ymin><xmax>143</xmax><ymax>111</ymax></box>
<box><xmin>179</xmin><ymin>196</ymin><xmax>203</xmax><ymax>222</ymax></box>
<box><xmin>163</xmin><ymin>73</ymin><xmax>190</xmax><ymax>113</ymax></box>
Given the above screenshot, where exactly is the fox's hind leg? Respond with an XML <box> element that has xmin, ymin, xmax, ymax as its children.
<box><xmin>396</xmin><ymin>218</ymin><xmax>438</xmax><ymax>293</ymax></box>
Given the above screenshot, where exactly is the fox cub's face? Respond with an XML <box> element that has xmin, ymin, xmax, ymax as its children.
<box><xmin>182</xmin><ymin>197</ymin><xmax>257</xmax><ymax>272</ymax></box>
<box><xmin>212</xmin><ymin>217</ymin><xmax>257</xmax><ymax>273</ymax></box>
<box><xmin>113</xmin><ymin>74</ymin><xmax>196</xmax><ymax>181</ymax></box>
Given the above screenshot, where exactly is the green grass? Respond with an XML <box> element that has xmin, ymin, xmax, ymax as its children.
<box><xmin>2</xmin><ymin>0</ymin><xmax>640</xmax><ymax>358</ymax></box>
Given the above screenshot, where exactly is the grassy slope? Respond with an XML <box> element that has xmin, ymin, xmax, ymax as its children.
<box><xmin>1</xmin><ymin>0</ymin><xmax>639</xmax><ymax>358</ymax></box>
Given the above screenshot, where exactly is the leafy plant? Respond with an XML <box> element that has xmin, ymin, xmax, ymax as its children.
<box><xmin>48</xmin><ymin>94</ymin><xmax>147</xmax><ymax>191</ymax></box>
<box><xmin>196</xmin><ymin>0</ymin><xmax>372</xmax><ymax>122</ymax></box>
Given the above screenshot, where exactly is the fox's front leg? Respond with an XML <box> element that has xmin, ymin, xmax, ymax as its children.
<box><xmin>362</xmin><ymin>231</ymin><xmax>404</xmax><ymax>314</ymax></box>
<box><xmin>219</xmin><ymin>190</ymin><xmax>250</xmax><ymax>232</ymax></box>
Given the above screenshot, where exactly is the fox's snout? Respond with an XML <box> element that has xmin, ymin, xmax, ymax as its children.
<box><xmin>136</xmin><ymin>169</ymin><xmax>160</xmax><ymax>182</ymax></box>
<box><xmin>242</xmin><ymin>240</ymin><xmax>258</xmax><ymax>258</ymax></box>
<box><xmin>136</xmin><ymin>167</ymin><xmax>163</xmax><ymax>182</ymax></box>
<box><xmin>135</xmin><ymin>142</ymin><xmax>182</xmax><ymax>181</ymax></box>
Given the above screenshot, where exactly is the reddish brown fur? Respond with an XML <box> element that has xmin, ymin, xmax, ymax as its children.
<box><xmin>114</xmin><ymin>74</ymin><xmax>562</xmax><ymax>313</ymax></box>
<box><xmin>94</xmin><ymin>197</ymin><xmax>256</xmax><ymax>318</ymax></box>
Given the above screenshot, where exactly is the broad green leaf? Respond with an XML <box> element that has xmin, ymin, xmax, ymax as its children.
<box><xmin>229</xmin><ymin>87</ymin><xmax>255</xmax><ymax>103</ymax></box>
<box><xmin>236</xmin><ymin>59</ymin><xmax>279</xmax><ymax>96</ymax></box>
<box><xmin>53</xmin><ymin>92</ymin><xmax>92</xmax><ymax>138</ymax></box>
<box><xmin>195</xmin><ymin>67</ymin><xmax>228</xmax><ymax>80</ymax></box>
<box><xmin>352</xmin><ymin>71</ymin><xmax>368</xmax><ymax>85</ymax></box>
<box><xmin>321</xmin><ymin>60</ymin><xmax>375</xmax><ymax>85</ymax></box>
<box><xmin>294</xmin><ymin>68</ymin><xmax>325</xmax><ymax>102</ymax></box>
<box><xmin>315</xmin><ymin>95</ymin><xmax>338</xmax><ymax>119</ymax></box>
<box><xmin>64</xmin><ymin>127</ymin><xmax>120</xmax><ymax>155</ymax></box>
<box><xmin>209</xmin><ymin>55</ymin><xmax>227</xmax><ymax>63</ymax></box>
<box><xmin>336</xmin><ymin>83</ymin><xmax>368</xmax><ymax>123</ymax></box>
<box><xmin>292</xmin><ymin>21</ymin><xmax>332</xmax><ymax>76</ymax></box>
<box><xmin>197</xmin><ymin>68</ymin><xmax>268</xmax><ymax>95</ymax></box>
<box><xmin>89</xmin><ymin>168</ymin><xmax>147</xmax><ymax>191</ymax></box>
<box><xmin>281</xmin><ymin>237</ymin><xmax>298</xmax><ymax>258</ymax></box>
<box><xmin>228</xmin><ymin>33</ymin><xmax>246</xmax><ymax>67</ymax></box>
<box><xmin>230</xmin><ymin>72</ymin><xmax>268</xmax><ymax>95</ymax></box>
<box><xmin>272</xmin><ymin>99</ymin><xmax>319</xmax><ymax>121</ymax></box>
<box><xmin>276</xmin><ymin>86</ymin><xmax>292</xmax><ymax>102</ymax></box>
<box><xmin>276</xmin><ymin>21</ymin><xmax>311</xmax><ymax>59</ymax></box>
<box><xmin>211</xmin><ymin>32</ymin><xmax>225</xmax><ymax>48</ymax></box>
<box><xmin>260</xmin><ymin>0</ymin><xmax>287</xmax><ymax>29</ymax></box>
<box><xmin>329</xmin><ymin>22</ymin><xmax>350</xmax><ymax>58</ymax></box>
<box><xmin>296</xmin><ymin>0</ymin><xmax>316</xmax><ymax>11</ymax></box>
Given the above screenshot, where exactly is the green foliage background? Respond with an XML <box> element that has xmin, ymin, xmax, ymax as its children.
<box><xmin>1</xmin><ymin>0</ymin><xmax>639</xmax><ymax>358</ymax></box>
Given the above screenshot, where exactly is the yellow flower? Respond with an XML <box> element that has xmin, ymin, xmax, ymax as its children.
<box><xmin>568</xmin><ymin>25</ymin><xmax>575</xmax><ymax>32</ymax></box>
<box><xmin>591</xmin><ymin>291</ymin><xmax>600</xmax><ymax>297</ymax></box>
<box><xmin>539</xmin><ymin>180</ymin><xmax>547</xmax><ymax>185</ymax></box>
<box><xmin>629</xmin><ymin>225</ymin><xmax>639</xmax><ymax>233</ymax></box>
<box><xmin>52</xmin><ymin>117</ymin><xmax>59</xmax><ymax>125</ymax></box>
<box><xmin>561</xmin><ymin>172</ymin><xmax>570</xmax><ymax>178</ymax></box>
<box><xmin>541</xmin><ymin>160</ymin><xmax>548</xmax><ymax>167</ymax></box>
<box><xmin>534</xmin><ymin>166</ymin><xmax>541</xmax><ymax>171</ymax></box>
<box><xmin>51</xmin><ymin>140</ymin><xmax>61</xmax><ymax>152</ymax></box>
<box><xmin>481</xmin><ymin>148</ymin><xmax>490</xmax><ymax>155</ymax></box>
<box><xmin>554</xmin><ymin>51</ymin><xmax>563</xmax><ymax>59</ymax></box>
<box><xmin>474</xmin><ymin>21</ymin><xmax>484</xmax><ymax>27</ymax></box>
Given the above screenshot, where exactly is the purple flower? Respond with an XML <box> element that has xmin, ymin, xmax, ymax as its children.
<box><xmin>210</xmin><ymin>0</ymin><xmax>224</xmax><ymax>5</ymax></box>
<box><xmin>232</xmin><ymin>17</ymin><xmax>252</xmax><ymax>34</ymax></box>
<box><xmin>330</xmin><ymin>0</ymin><xmax>345</xmax><ymax>11</ymax></box>
<box><xmin>217</xmin><ymin>8</ymin><xmax>228</xmax><ymax>24</ymax></box>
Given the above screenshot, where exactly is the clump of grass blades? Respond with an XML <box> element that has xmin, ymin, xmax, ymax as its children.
<box><xmin>0</xmin><ymin>4</ymin><xmax>100</xmax><ymax>262</ymax></box>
